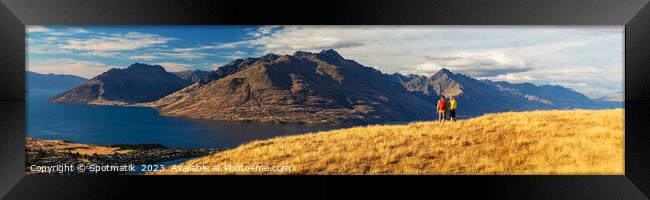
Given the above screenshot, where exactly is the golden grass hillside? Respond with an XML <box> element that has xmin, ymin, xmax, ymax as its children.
<box><xmin>152</xmin><ymin>109</ymin><xmax>624</xmax><ymax>175</ymax></box>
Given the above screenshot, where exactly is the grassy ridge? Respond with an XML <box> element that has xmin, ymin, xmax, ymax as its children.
<box><xmin>152</xmin><ymin>109</ymin><xmax>624</xmax><ymax>175</ymax></box>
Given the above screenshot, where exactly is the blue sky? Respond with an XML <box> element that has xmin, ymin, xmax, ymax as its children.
<box><xmin>27</xmin><ymin>25</ymin><xmax>623</xmax><ymax>97</ymax></box>
<box><xmin>28</xmin><ymin>26</ymin><xmax>266</xmax><ymax>73</ymax></box>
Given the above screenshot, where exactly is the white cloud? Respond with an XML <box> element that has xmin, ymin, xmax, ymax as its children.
<box><xmin>172</xmin><ymin>44</ymin><xmax>222</xmax><ymax>52</ymax></box>
<box><xmin>213</xmin><ymin>41</ymin><xmax>247</xmax><ymax>49</ymax></box>
<box><xmin>172</xmin><ymin>47</ymin><xmax>201</xmax><ymax>52</ymax></box>
<box><xmin>44</xmin><ymin>32</ymin><xmax>176</xmax><ymax>60</ymax></box>
<box><xmin>156</xmin><ymin>51</ymin><xmax>206</xmax><ymax>59</ymax></box>
<box><xmin>128</xmin><ymin>55</ymin><xmax>161</xmax><ymax>60</ymax></box>
<box><xmin>27</xmin><ymin>58</ymin><xmax>112</xmax><ymax>78</ymax></box>
<box><xmin>69</xmin><ymin>28</ymin><xmax>90</xmax><ymax>34</ymax></box>
<box><xmin>28</xmin><ymin>44</ymin><xmax>72</xmax><ymax>54</ymax></box>
<box><xmin>245</xmin><ymin>25</ymin><xmax>281</xmax><ymax>38</ymax></box>
<box><xmin>27</xmin><ymin>26</ymin><xmax>50</xmax><ymax>33</ymax></box>
<box><xmin>81</xmin><ymin>51</ymin><xmax>120</xmax><ymax>58</ymax></box>
<box><xmin>155</xmin><ymin>62</ymin><xmax>190</xmax><ymax>72</ymax></box>
<box><xmin>407</xmin><ymin>51</ymin><xmax>531</xmax><ymax>77</ymax></box>
<box><xmin>60</xmin><ymin>32</ymin><xmax>174</xmax><ymax>52</ymax></box>
<box><xmin>223</xmin><ymin>50</ymin><xmax>248</xmax><ymax>60</ymax></box>
<box><xmin>45</xmin><ymin>32</ymin><xmax>71</xmax><ymax>36</ymax></box>
<box><xmin>34</xmin><ymin>28</ymin><xmax>92</xmax><ymax>36</ymax></box>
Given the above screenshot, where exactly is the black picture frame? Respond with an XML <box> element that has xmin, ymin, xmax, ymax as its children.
<box><xmin>1</xmin><ymin>0</ymin><xmax>649</xmax><ymax>199</ymax></box>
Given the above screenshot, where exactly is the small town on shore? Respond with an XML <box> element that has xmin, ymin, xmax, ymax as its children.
<box><xmin>25</xmin><ymin>137</ymin><xmax>224</xmax><ymax>175</ymax></box>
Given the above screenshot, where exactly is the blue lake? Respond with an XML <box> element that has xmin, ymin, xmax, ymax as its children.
<box><xmin>27</xmin><ymin>89</ymin><xmax>347</xmax><ymax>148</ymax></box>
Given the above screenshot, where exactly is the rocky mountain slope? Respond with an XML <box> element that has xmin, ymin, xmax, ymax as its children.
<box><xmin>149</xmin><ymin>49</ymin><xmax>436</xmax><ymax>124</ymax></box>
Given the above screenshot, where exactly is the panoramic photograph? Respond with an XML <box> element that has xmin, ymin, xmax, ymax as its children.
<box><xmin>25</xmin><ymin>25</ymin><xmax>623</xmax><ymax>175</ymax></box>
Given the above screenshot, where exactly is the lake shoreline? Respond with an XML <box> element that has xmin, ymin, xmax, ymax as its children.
<box><xmin>28</xmin><ymin>89</ymin><xmax>348</xmax><ymax>148</ymax></box>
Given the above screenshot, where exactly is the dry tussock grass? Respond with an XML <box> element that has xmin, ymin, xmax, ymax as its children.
<box><xmin>153</xmin><ymin>109</ymin><xmax>623</xmax><ymax>175</ymax></box>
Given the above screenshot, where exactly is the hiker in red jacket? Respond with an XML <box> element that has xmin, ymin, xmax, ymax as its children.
<box><xmin>437</xmin><ymin>95</ymin><xmax>446</xmax><ymax>124</ymax></box>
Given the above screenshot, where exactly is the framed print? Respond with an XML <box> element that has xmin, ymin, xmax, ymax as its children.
<box><xmin>0</xmin><ymin>0</ymin><xmax>649</xmax><ymax>199</ymax></box>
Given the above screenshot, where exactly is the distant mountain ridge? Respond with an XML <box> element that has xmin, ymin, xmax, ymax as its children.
<box><xmin>50</xmin><ymin>63</ymin><xmax>190</xmax><ymax>105</ymax></box>
<box><xmin>172</xmin><ymin>70</ymin><xmax>212</xmax><ymax>84</ymax></box>
<box><xmin>27</xmin><ymin>71</ymin><xmax>87</xmax><ymax>91</ymax></box>
<box><xmin>594</xmin><ymin>91</ymin><xmax>623</xmax><ymax>102</ymax></box>
<box><xmin>392</xmin><ymin>68</ymin><xmax>621</xmax><ymax>116</ymax></box>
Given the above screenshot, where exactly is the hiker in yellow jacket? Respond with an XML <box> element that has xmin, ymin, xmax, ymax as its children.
<box><xmin>449</xmin><ymin>96</ymin><xmax>457</xmax><ymax>122</ymax></box>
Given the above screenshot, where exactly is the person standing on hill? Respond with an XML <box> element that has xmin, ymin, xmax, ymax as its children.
<box><xmin>437</xmin><ymin>95</ymin><xmax>446</xmax><ymax>124</ymax></box>
<box><xmin>449</xmin><ymin>96</ymin><xmax>457</xmax><ymax>122</ymax></box>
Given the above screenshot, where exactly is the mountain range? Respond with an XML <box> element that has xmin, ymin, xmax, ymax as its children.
<box><xmin>149</xmin><ymin>49</ymin><xmax>434</xmax><ymax>124</ymax></box>
<box><xmin>27</xmin><ymin>71</ymin><xmax>87</xmax><ymax>91</ymax></box>
<box><xmin>47</xmin><ymin>49</ymin><xmax>622</xmax><ymax>124</ymax></box>
<box><xmin>390</xmin><ymin>70</ymin><xmax>620</xmax><ymax>116</ymax></box>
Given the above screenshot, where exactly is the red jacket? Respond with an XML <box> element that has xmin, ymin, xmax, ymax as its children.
<box><xmin>437</xmin><ymin>99</ymin><xmax>446</xmax><ymax>110</ymax></box>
